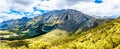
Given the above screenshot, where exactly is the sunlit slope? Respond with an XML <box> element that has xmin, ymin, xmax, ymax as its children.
<box><xmin>25</xmin><ymin>29</ymin><xmax>69</xmax><ymax>42</ymax></box>
<box><xmin>0</xmin><ymin>29</ymin><xmax>70</xmax><ymax>49</ymax></box>
<box><xmin>0</xmin><ymin>30</ymin><xmax>16</xmax><ymax>39</ymax></box>
<box><xmin>49</xmin><ymin>18</ymin><xmax>120</xmax><ymax>49</ymax></box>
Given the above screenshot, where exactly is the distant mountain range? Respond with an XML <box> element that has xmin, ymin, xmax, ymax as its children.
<box><xmin>0</xmin><ymin>17</ymin><xmax>32</xmax><ymax>30</ymax></box>
<box><xmin>96</xmin><ymin>15</ymin><xmax>118</xmax><ymax>19</ymax></box>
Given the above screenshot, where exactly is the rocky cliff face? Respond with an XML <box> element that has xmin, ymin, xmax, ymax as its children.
<box><xmin>36</xmin><ymin>9</ymin><xmax>100</xmax><ymax>31</ymax></box>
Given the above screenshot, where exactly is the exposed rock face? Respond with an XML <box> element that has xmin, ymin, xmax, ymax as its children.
<box><xmin>38</xmin><ymin>9</ymin><xmax>99</xmax><ymax>31</ymax></box>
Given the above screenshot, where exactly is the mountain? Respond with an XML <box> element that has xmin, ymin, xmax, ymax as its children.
<box><xmin>20</xmin><ymin>9</ymin><xmax>105</xmax><ymax>37</ymax></box>
<box><xmin>41</xmin><ymin>9</ymin><xmax>97</xmax><ymax>31</ymax></box>
<box><xmin>0</xmin><ymin>17</ymin><xmax>32</xmax><ymax>30</ymax></box>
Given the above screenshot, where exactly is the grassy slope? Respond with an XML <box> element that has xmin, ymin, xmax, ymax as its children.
<box><xmin>0</xmin><ymin>30</ymin><xmax>15</xmax><ymax>39</ymax></box>
<box><xmin>49</xmin><ymin>18</ymin><xmax>120</xmax><ymax>49</ymax></box>
<box><xmin>0</xmin><ymin>18</ymin><xmax>120</xmax><ymax>49</ymax></box>
<box><xmin>25</xmin><ymin>29</ymin><xmax>69</xmax><ymax>42</ymax></box>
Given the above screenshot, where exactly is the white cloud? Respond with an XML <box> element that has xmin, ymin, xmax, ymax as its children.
<box><xmin>69</xmin><ymin>0</ymin><xmax>120</xmax><ymax>17</ymax></box>
<box><xmin>0</xmin><ymin>13</ymin><xmax>22</xmax><ymax>22</ymax></box>
<box><xmin>36</xmin><ymin>0</ymin><xmax>120</xmax><ymax>17</ymax></box>
<box><xmin>0</xmin><ymin>0</ymin><xmax>120</xmax><ymax>22</ymax></box>
<box><xmin>0</xmin><ymin>0</ymin><xmax>40</xmax><ymax>22</ymax></box>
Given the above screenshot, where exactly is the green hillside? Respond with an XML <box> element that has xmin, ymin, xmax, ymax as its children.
<box><xmin>48</xmin><ymin>18</ymin><xmax>120</xmax><ymax>49</ymax></box>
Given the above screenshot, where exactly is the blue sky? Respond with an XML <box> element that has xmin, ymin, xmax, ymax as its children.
<box><xmin>95</xmin><ymin>0</ymin><xmax>103</xmax><ymax>3</ymax></box>
<box><xmin>0</xmin><ymin>0</ymin><xmax>120</xmax><ymax>22</ymax></box>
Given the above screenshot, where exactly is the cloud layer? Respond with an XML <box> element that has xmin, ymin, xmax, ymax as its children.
<box><xmin>0</xmin><ymin>0</ymin><xmax>120</xmax><ymax>22</ymax></box>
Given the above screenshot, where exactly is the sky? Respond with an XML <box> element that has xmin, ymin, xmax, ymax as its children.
<box><xmin>0</xmin><ymin>0</ymin><xmax>120</xmax><ymax>22</ymax></box>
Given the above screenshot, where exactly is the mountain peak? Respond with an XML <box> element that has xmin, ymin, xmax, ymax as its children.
<box><xmin>29</xmin><ymin>9</ymin><xmax>100</xmax><ymax>32</ymax></box>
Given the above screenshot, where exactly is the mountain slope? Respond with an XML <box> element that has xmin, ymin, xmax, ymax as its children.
<box><xmin>48</xmin><ymin>17</ymin><xmax>120</xmax><ymax>49</ymax></box>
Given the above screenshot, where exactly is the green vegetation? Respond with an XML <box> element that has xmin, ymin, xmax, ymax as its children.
<box><xmin>0</xmin><ymin>30</ymin><xmax>13</xmax><ymax>35</ymax></box>
<box><xmin>0</xmin><ymin>30</ymin><xmax>16</xmax><ymax>39</ymax></box>
<box><xmin>0</xmin><ymin>18</ymin><xmax>120</xmax><ymax>49</ymax></box>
